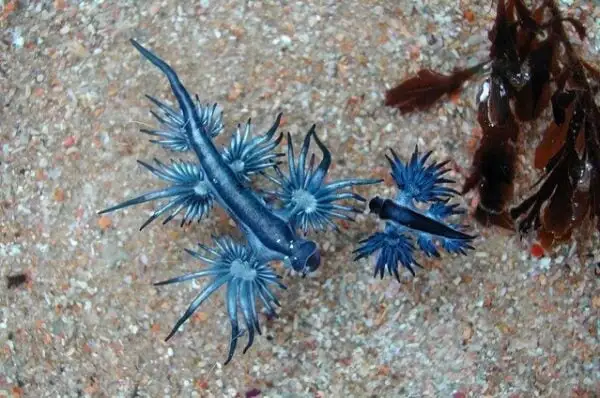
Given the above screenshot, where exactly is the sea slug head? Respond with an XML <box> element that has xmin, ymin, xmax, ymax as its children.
<box><xmin>288</xmin><ymin>239</ymin><xmax>321</xmax><ymax>274</ymax></box>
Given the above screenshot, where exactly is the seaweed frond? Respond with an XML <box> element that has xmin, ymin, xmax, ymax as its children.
<box><xmin>385</xmin><ymin>63</ymin><xmax>487</xmax><ymax>113</ymax></box>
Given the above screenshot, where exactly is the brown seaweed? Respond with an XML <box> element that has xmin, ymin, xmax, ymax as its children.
<box><xmin>385</xmin><ymin>64</ymin><xmax>486</xmax><ymax>113</ymax></box>
<box><xmin>384</xmin><ymin>0</ymin><xmax>600</xmax><ymax>249</ymax></box>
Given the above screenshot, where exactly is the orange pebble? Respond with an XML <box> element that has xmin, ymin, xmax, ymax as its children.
<box><xmin>530</xmin><ymin>243</ymin><xmax>544</xmax><ymax>258</ymax></box>
<box><xmin>98</xmin><ymin>215</ymin><xmax>112</xmax><ymax>230</ymax></box>
<box><xmin>464</xmin><ymin>9</ymin><xmax>475</xmax><ymax>22</ymax></box>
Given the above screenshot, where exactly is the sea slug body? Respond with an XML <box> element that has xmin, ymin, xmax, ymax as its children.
<box><xmin>100</xmin><ymin>39</ymin><xmax>380</xmax><ymax>363</ymax></box>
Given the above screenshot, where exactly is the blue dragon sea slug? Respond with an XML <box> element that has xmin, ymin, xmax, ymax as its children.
<box><xmin>355</xmin><ymin>147</ymin><xmax>475</xmax><ymax>280</ymax></box>
<box><xmin>99</xmin><ymin>39</ymin><xmax>381</xmax><ymax>364</ymax></box>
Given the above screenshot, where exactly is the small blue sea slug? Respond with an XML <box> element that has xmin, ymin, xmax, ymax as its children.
<box><xmin>354</xmin><ymin>147</ymin><xmax>475</xmax><ymax>280</ymax></box>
